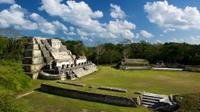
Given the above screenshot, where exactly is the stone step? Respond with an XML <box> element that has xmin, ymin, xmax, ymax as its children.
<box><xmin>23</xmin><ymin>57</ymin><xmax>44</xmax><ymax>64</ymax></box>
<box><xmin>41</xmin><ymin>39</ymin><xmax>52</xmax><ymax>51</ymax></box>
<box><xmin>36</xmin><ymin>39</ymin><xmax>54</xmax><ymax>64</ymax></box>
<box><xmin>142</xmin><ymin>104</ymin><xmax>149</xmax><ymax>107</ymax></box>
<box><xmin>142</xmin><ymin>95</ymin><xmax>163</xmax><ymax>100</ymax></box>
<box><xmin>142</xmin><ymin>98</ymin><xmax>159</xmax><ymax>103</ymax></box>
<box><xmin>24</xmin><ymin>49</ymin><xmax>42</xmax><ymax>57</ymax></box>
<box><xmin>142</xmin><ymin>98</ymin><xmax>161</xmax><ymax>103</ymax></box>
<box><xmin>142</xmin><ymin>101</ymin><xmax>155</xmax><ymax>107</ymax></box>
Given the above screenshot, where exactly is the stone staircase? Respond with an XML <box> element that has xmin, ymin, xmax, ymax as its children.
<box><xmin>35</xmin><ymin>38</ymin><xmax>53</xmax><ymax>64</ymax></box>
<box><xmin>141</xmin><ymin>93</ymin><xmax>169</xmax><ymax>108</ymax></box>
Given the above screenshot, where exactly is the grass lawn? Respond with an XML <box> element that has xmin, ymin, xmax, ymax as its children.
<box><xmin>69</xmin><ymin>66</ymin><xmax>200</xmax><ymax>95</ymax></box>
<box><xmin>18</xmin><ymin>66</ymin><xmax>200</xmax><ymax>112</ymax></box>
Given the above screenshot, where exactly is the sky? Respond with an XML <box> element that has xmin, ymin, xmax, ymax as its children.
<box><xmin>0</xmin><ymin>0</ymin><xmax>200</xmax><ymax>46</ymax></box>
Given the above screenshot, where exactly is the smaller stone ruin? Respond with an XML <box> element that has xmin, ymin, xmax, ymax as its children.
<box><xmin>120</xmin><ymin>58</ymin><xmax>151</xmax><ymax>70</ymax></box>
<box><xmin>23</xmin><ymin>37</ymin><xmax>97</xmax><ymax>80</ymax></box>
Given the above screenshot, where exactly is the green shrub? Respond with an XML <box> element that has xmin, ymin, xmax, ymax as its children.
<box><xmin>177</xmin><ymin>93</ymin><xmax>200</xmax><ymax>112</ymax></box>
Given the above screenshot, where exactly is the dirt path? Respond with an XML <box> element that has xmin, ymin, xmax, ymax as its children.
<box><xmin>16</xmin><ymin>91</ymin><xmax>34</xmax><ymax>99</ymax></box>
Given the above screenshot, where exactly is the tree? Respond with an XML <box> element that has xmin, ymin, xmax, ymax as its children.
<box><xmin>96</xmin><ymin>44</ymin><xmax>105</xmax><ymax>65</ymax></box>
<box><xmin>64</xmin><ymin>40</ymin><xmax>87</xmax><ymax>57</ymax></box>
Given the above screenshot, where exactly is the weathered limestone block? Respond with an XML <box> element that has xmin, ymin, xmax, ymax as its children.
<box><xmin>23</xmin><ymin>57</ymin><xmax>44</xmax><ymax>64</ymax></box>
<box><xmin>48</xmin><ymin>39</ymin><xmax>61</xmax><ymax>49</ymax></box>
<box><xmin>98</xmin><ymin>86</ymin><xmax>127</xmax><ymax>93</ymax></box>
<box><xmin>23</xmin><ymin>64</ymin><xmax>44</xmax><ymax>72</ymax></box>
<box><xmin>26</xmin><ymin>44</ymin><xmax>39</xmax><ymax>50</ymax></box>
<box><xmin>57</xmin><ymin>81</ymin><xmax>86</xmax><ymax>87</ymax></box>
<box><xmin>24</xmin><ymin>49</ymin><xmax>42</xmax><ymax>57</ymax></box>
<box><xmin>121</xmin><ymin>66</ymin><xmax>151</xmax><ymax>70</ymax></box>
<box><xmin>26</xmin><ymin>72</ymin><xmax>39</xmax><ymax>79</ymax></box>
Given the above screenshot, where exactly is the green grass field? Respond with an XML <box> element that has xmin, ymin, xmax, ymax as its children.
<box><xmin>18</xmin><ymin>66</ymin><xmax>200</xmax><ymax>112</ymax></box>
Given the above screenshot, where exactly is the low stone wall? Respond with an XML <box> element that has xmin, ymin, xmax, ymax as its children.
<box><xmin>40</xmin><ymin>84</ymin><xmax>137</xmax><ymax>107</ymax></box>
<box><xmin>152</xmin><ymin>67</ymin><xmax>183</xmax><ymax>71</ymax></box>
<box><xmin>120</xmin><ymin>65</ymin><xmax>151</xmax><ymax>70</ymax></box>
<box><xmin>98</xmin><ymin>86</ymin><xmax>127</xmax><ymax>93</ymax></box>
<box><xmin>57</xmin><ymin>81</ymin><xmax>86</xmax><ymax>87</ymax></box>
<box><xmin>185</xmin><ymin>66</ymin><xmax>200</xmax><ymax>72</ymax></box>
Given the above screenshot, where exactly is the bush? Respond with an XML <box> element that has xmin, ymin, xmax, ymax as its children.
<box><xmin>176</xmin><ymin>93</ymin><xmax>200</xmax><ymax>112</ymax></box>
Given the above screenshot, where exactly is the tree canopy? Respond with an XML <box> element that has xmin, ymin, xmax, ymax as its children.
<box><xmin>0</xmin><ymin>36</ymin><xmax>200</xmax><ymax>65</ymax></box>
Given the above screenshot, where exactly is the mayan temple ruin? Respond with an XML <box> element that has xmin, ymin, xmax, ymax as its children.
<box><xmin>23</xmin><ymin>37</ymin><xmax>97</xmax><ymax>80</ymax></box>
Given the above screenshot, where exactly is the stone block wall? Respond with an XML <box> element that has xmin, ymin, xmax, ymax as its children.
<box><xmin>23</xmin><ymin>38</ymin><xmax>45</xmax><ymax>79</ymax></box>
<box><xmin>40</xmin><ymin>84</ymin><xmax>137</xmax><ymax>107</ymax></box>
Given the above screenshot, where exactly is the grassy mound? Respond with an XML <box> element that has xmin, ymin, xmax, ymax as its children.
<box><xmin>0</xmin><ymin>60</ymin><xmax>31</xmax><ymax>112</ymax></box>
<box><xmin>0</xmin><ymin>60</ymin><xmax>31</xmax><ymax>91</ymax></box>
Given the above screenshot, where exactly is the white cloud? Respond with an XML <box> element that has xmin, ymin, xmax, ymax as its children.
<box><xmin>80</xmin><ymin>36</ymin><xmax>93</xmax><ymax>42</ymax></box>
<box><xmin>0</xmin><ymin>0</ymin><xmax>15</xmax><ymax>4</ymax></box>
<box><xmin>190</xmin><ymin>36</ymin><xmax>200</xmax><ymax>44</ymax></box>
<box><xmin>0</xmin><ymin>4</ymin><xmax>37</xmax><ymax>30</ymax></box>
<box><xmin>107</xmin><ymin>20</ymin><xmax>135</xmax><ymax>40</ymax></box>
<box><xmin>30</xmin><ymin>13</ymin><xmax>68</xmax><ymax>34</ymax></box>
<box><xmin>155</xmin><ymin>40</ymin><xmax>163</xmax><ymax>44</ymax></box>
<box><xmin>40</xmin><ymin>0</ymin><xmax>136</xmax><ymax>42</ymax></box>
<box><xmin>0</xmin><ymin>4</ymin><xmax>69</xmax><ymax>35</ymax></box>
<box><xmin>163</xmin><ymin>28</ymin><xmax>176</xmax><ymax>33</ymax></box>
<box><xmin>110</xmin><ymin>4</ymin><xmax>126</xmax><ymax>19</ymax></box>
<box><xmin>134</xmin><ymin>33</ymin><xmax>140</xmax><ymax>39</ymax></box>
<box><xmin>40</xmin><ymin>0</ymin><xmax>105</xmax><ymax>33</ymax></box>
<box><xmin>64</xmin><ymin>31</ymin><xmax>76</xmax><ymax>36</ymax></box>
<box><xmin>144</xmin><ymin>0</ymin><xmax>200</xmax><ymax>30</ymax></box>
<box><xmin>160</xmin><ymin>34</ymin><xmax>164</xmax><ymax>37</ymax></box>
<box><xmin>140</xmin><ymin>30</ymin><xmax>153</xmax><ymax>38</ymax></box>
<box><xmin>170</xmin><ymin>36</ymin><xmax>200</xmax><ymax>44</ymax></box>
<box><xmin>91</xmin><ymin>10</ymin><xmax>103</xmax><ymax>18</ymax></box>
<box><xmin>53</xmin><ymin>21</ymin><xmax>68</xmax><ymax>32</ymax></box>
<box><xmin>69</xmin><ymin>26</ymin><xmax>75</xmax><ymax>32</ymax></box>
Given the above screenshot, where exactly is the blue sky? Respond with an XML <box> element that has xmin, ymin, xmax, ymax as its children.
<box><xmin>0</xmin><ymin>0</ymin><xmax>200</xmax><ymax>45</ymax></box>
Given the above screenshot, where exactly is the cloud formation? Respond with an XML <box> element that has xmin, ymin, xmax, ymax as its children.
<box><xmin>0</xmin><ymin>0</ymin><xmax>136</xmax><ymax>43</ymax></box>
<box><xmin>107</xmin><ymin>20</ymin><xmax>135</xmax><ymax>39</ymax></box>
<box><xmin>110</xmin><ymin>4</ymin><xmax>126</xmax><ymax>19</ymax></box>
<box><xmin>30</xmin><ymin>13</ymin><xmax>68</xmax><ymax>34</ymax></box>
<box><xmin>171</xmin><ymin>36</ymin><xmax>200</xmax><ymax>45</ymax></box>
<box><xmin>163</xmin><ymin>28</ymin><xmax>176</xmax><ymax>33</ymax></box>
<box><xmin>0</xmin><ymin>4</ymin><xmax>37</xmax><ymax>30</ymax></box>
<box><xmin>0</xmin><ymin>0</ymin><xmax>15</xmax><ymax>4</ymax></box>
<box><xmin>40</xmin><ymin>0</ymin><xmax>104</xmax><ymax>33</ymax></box>
<box><xmin>0</xmin><ymin>4</ymin><xmax>69</xmax><ymax>35</ymax></box>
<box><xmin>144</xmin><ymin>0</ymin><xmax>200</xmax><ymax>30</ymax></box>
<box><xmin>140</xmin><ymin>30</ymin><xmax>153</xmax><ymax>38</ymax></box>
<box><xmin>40</xmin><ymin>0</ymin><xmax>135</xmax><ymax>41</ymax></box>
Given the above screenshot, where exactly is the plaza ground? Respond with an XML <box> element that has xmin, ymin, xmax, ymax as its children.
<box><xmin>18</xmin><ymin>66</ymin><xmax>200</xmax><ymax>112</ymax></box>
